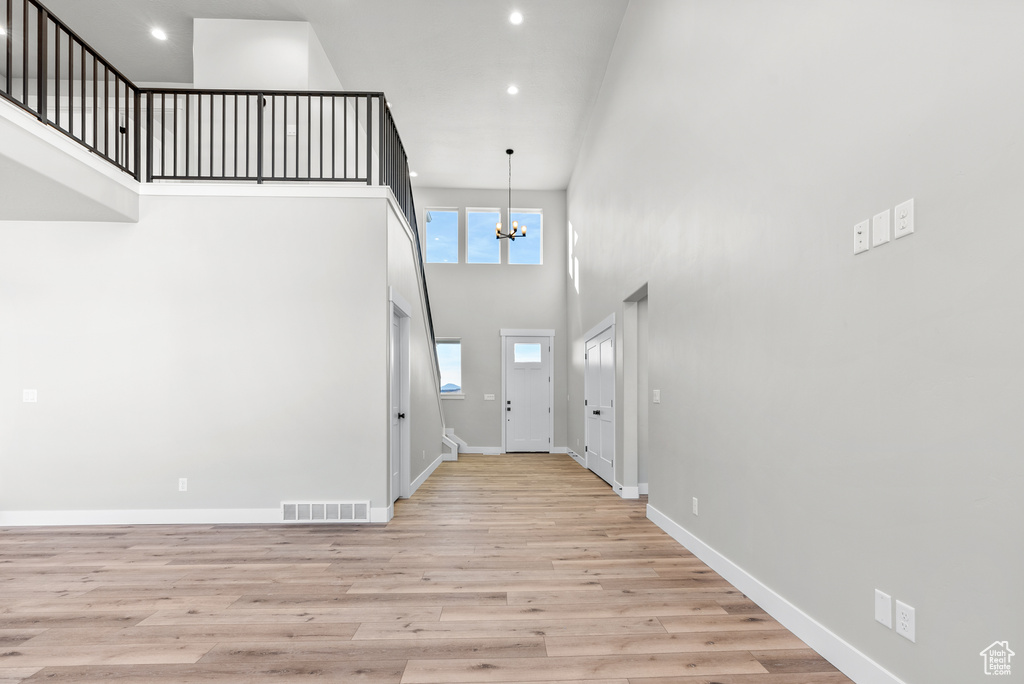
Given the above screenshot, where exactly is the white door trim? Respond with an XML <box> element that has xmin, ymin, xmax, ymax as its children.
<box><xmin>500</xmin><ymin>329</ymin><xmax>555</xmax><ymax>454</ymax></box>
<box><xmin>390</xmin><ymin>288</ymin><xmax>412</xmax><ymax>500</ymax></box>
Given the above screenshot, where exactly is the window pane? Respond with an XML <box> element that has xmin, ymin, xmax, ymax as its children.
<box><xmin>514</xmin><ymin>343</ymin><xmax>542</xmax><ymax>363</ymax></box>
<box><xmin>509</xmin><ymin>211</ymin><xmax>542</xmax><ymax>264</ymax></box>
<box><xmin>425</xmin><ymin>210</ymin><xmax>458</xmax><ymax>263</ymax></box>
<box><xmin>436</xmin><ymin>341</ymin><xmax>462</xmax><ymax>393</ymax></box>
<box><xmin>467</xmin><ymin>210</ymin><xmax>500</xmax><ymax>264</ymax></box>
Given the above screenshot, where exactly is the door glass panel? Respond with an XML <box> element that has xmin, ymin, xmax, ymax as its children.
<box><xmin>514</xmin><ymin>343</ymin><xmax>542</xmax><ymax>363</ymax></box>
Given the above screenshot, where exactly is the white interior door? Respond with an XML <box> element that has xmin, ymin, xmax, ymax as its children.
<box><xmin>504</xmin><ymin>336</ymin><xmax>552</xmax><ymax>452</ymax></box>
<box><xmin>585</xmin><ymin>326</ymin><xmax>615</xmax><ymax>485</ymax></box>
<box><xmin>390</xmin><ymin>310</ymin><xmax>403</xmax><ymax>502</ymax></box>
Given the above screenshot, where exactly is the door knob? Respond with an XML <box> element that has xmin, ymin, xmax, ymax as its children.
<box><xmin>397</xmin><ymin>413</ymin><xmax>406</xmax><ymax>419</ymax></box>
<box><xmin>592</xmin><ymin>410</ymin><xmax>601</xmax><ymax>415</ymax></box>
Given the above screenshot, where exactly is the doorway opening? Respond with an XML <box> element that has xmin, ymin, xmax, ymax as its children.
<box><xmin>622</xmin><ymin>284</ymin><xmax>649</xmax><ymax>498</ymax></box>
<box><xmin>390</xmin><ymin>290</ymin><xmax>412</xmax><ymax>508</ymax></box>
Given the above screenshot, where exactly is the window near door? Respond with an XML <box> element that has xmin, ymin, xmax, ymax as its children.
<box><xmin>508</xmin><ymin>210</ymin><xmax>542</xmax><ymax>265</ymax></box>
<box><xmin>513</xmin><ymin>342</ymin><xmax>542</xmax><ymax>363</ymax></box>
<box><xmin>436</xmin><ymin>339</ymin><xmax>463</xmax><ymax>397</ymax></box>
<box><xmin>425</xmin><ymin>209</ymin><xmax>458</xmax><ymax>263</ymax></box>
<box><xmin>467</xmin><ymin>209</ymin><xmax>501</xmax><ymax>264</ymax></box>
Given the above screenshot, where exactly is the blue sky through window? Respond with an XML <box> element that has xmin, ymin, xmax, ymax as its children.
<box><xmin>436</xmin><ymin>341</ymin><xmax>462</xmax><ymax>393</ymax></box>
<box><xmin>509</xmin><ymin>211</ymin><xmax>542</xmax><ymax>264</ymax></box>
<box><xmin>467</xmin><ymin>210</ymin><xmax>500</xmax><ymax>264</ymax></box>
<box><xmin>425</xmin><ymin>210</ymin><xmax>458</xmax><ymax>263</ymax></box>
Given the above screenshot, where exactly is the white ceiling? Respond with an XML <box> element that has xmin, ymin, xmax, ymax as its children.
<box><xmin>42</xmin><ymin>0</ymin><xmax>629</xmax><ymax>190</ymax></box>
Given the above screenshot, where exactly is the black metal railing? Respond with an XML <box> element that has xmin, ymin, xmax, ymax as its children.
<box><xmin>145</xmin><ymin>90</ymin><xmax>381</xmax><ymax>184</ymax></box>
<box><xmin>1</xmin><ymin>0</ymin><xmax>140</xmax><ymax>178</ymax></box>
<box><xmin>1</xmin><ymin>0</ymin><xmax>438</xmax><ymax>376</ymax></box>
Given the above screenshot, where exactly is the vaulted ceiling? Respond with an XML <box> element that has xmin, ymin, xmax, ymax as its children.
<box><xmin>42</xmin><ymin>0</ymin><xmax>629</xmax><ymax>190</ymax></box>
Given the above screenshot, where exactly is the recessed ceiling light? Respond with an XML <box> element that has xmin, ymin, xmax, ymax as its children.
<box><xmin>151</xmin><ymin>27</ymin><xmax>167</xmax><ymax>41</ymax></box>
<box><xmin>0</xmin><ymin>25</ymin><xmax>7</xmax><ymax>36</ymax></box>
<box><xmin>507</xmin><ymin>85</ymin><xmax>519</xmax><ymax>95</ymax></box>
<box><xmin>409</xmin><ymin>170</ymin><xmax>418</xmax><ymax>177</ymax></box>
<box><xmin>509</xmin><ymin>11</ymin><xmax>524</xmax><ymax>25</ymax></box>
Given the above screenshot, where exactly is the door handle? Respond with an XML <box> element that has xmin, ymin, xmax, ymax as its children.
<box><xmin>397</xmin><ymin>413</ymin><xmax>406</xmax><ymax>419</ymax></box>
<box><xmin>592</xmin><ymin>409</ymin><xmax>601</xmax><ymax>415</ymax></box>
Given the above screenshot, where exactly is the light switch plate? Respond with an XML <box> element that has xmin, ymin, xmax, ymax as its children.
<box><xmin>23</xmin><ymin>389</ymin><xmax>38</xmax><ymax>403</ymax></box>
<box><xmin>875</xmin><ymin>589</ymin><xmax>892</xmax><ymax>628</ymax></box>
<box><xmin>653</xmin><ymin>389</ymin><xmax>661</xmax><ymax>404</ymax></box>
<box><xmin>894</xmin><ymin>199</ymin><xmax>914</xmax><ymax>239</ymax></box>
<box><xmin>872</xmin><ymin>210</ymin><xmax>891</xmax><ymax>247</ymax></box>
<box><xmin>854</xmin><ymin>220</ymin><xmax>870</xmax><ymax>254</ymax></box>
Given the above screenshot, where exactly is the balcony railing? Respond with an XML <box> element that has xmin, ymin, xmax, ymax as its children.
<box><xmin>2</xmin><ymin>0</ymin><xmax>436</xmax><ymax>368</ymax></box>
<box><xmin>1</xmin><ymin>0</ymin><xmax>141</xmax><ymax>178</ymax></box>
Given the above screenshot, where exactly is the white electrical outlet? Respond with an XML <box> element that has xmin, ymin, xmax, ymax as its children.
<box><xmin>484</xmin><ymin>394</ymin><xmax>495</xmax><ymax>401</ymax></box>
<box><xmin>23</xmin><ymin>389</ymin><xmax>38</xmax><ymax>403</ymax></box>
<box><xmin>178</xmin><ymin>478</ymin><xmax>188</xmax><ymax>492</ymax></box>
<box><xmin>894</xmin><ymin>199</ymin><xmax>915</xmax><ymax>239</ymax></box>
<box><xmin>896</xmin><ymin>600</ymin><xmax>915</xmax><ymax>642</ymax></box>
<box><xmin>875</xmin><ymin>589</ymin><xmax>892</xmax><ymax>628</ymax></box>
<box><xmin>692</xmin><ymin>497</ymin><xmax>698</xmax><ymax>516</ymax></box>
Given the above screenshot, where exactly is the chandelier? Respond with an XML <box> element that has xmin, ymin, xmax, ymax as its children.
<box><xmin>496</xmin><ymin>149</ymin><xmax>526</xmax><ymax>241</ymax></box>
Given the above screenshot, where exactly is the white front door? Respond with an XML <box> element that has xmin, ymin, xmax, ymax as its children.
<box><xmin>585</xmin><ymin>325</ymin><xmax>615</xmax><ymax>486</ymax></box>
<box><xmin>390</xmin><ymin>310</ymin><xmax>403</xmax><ymax>502</ymax></box>
<box><xmin>504</xmin><ymin>336</ymin><xmax>552</xmax><ymax>452</ymax></box>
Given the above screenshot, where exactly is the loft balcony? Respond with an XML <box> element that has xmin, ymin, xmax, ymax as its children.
<box><xmin>0</xmin><ymin>0</ymin><xmax>416</xmax><ymax>233</ymax></box>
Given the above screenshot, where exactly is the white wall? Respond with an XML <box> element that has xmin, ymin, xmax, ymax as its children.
<box><xmin>387</xmin><ymin>203</ymin><xmax>446</xmax><ymax>486</ymax></box>
<box><xmin>0</xmin><ymin>97</ymin><xmax>138</xmax><ymax>222</ymax></box>
<box><xmin>418</xmin><ymin>187</ymin><xmax>568</xmax><ymax>452</ymax></box>
<box><xmin>193</xmin><ymin>19</ymin><xmax>342</xmax><ymax>90</ymax></box>
<box><xmin>0</xmin><ymin>189</ymin><xmax>395</xmax><ymax>521</ymax></box>
<box><xmin>567</xmin><ymin>1</ymin><xmax>1023</xmax><ymax>682</ymax></box>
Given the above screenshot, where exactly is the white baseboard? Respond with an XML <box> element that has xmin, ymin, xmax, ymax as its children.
<box><xmin>1</xmin><ymin>506</ymin><xmax>396</xmax><ymax>526</ymax></box>
<box><xmin>550</xmin><ymin>446</ymin><xmax>568</xmax><ymax>454</ymax></box>
<box><xmin>441</xmin><ymin>434</ymin><xmax>459</xmax><ymax>461</ymax></box>
<box><xmin>0</xmin><ymin>508</ymin><xmax>281</xmax><ymax>526</ymax></box>
<box><xmin>410</xmin><ymin>454</ymin><xmax>444</xmax><ymax>496</ymax></box>
<box><xmin>646</xmin><ymin>504</ymin><xmax>905</xmax><ymax>684</ymax></box>
<box><xmin>465</xmin><ymin>446</ymin><xmax>501</xmax><ymax>455</ymax></box>
<box><xmin>616</xmin><ymin>483</ymin><xmax>640</xmax><ymax>499</ymax></box>
<box><xmin>444</xmin><ymin>429</ymin><xmax>468</xmax><ymax>451</ymax></box>
<box><xmin>566</xmin><ymin>449</ymin><xmax>586</xmax><ymax>468</ymax></box>
<box><xmin>639</xmin><ymin>482</ymin><xmax>649</xmax><ymax>495</ymax></box>
<box><xmin>371</xmin><ymin>505</ymin><xmax>392</xmax><ymax>524</ymax></box>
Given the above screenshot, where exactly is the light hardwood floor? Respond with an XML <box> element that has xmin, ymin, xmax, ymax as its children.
<box><xmin>0</xmin><ymin>453</ymin><xmax>851</xmax><ymax>683</ymax></box>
